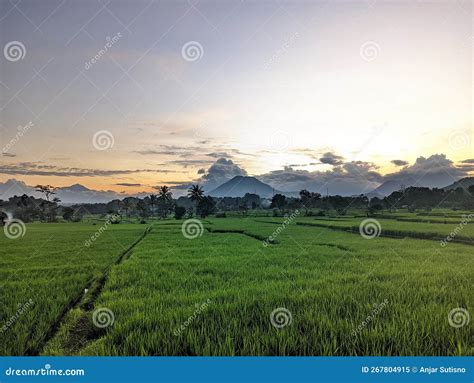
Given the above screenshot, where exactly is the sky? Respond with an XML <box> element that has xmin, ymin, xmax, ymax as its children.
<box><xmin>0</xmin><ymin>0</ymin><xmax>473</xmax><ymax>197</ymax></box>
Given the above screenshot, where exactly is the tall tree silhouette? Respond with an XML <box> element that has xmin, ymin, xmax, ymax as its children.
<box><xmin>188</xmin><ymin>185</ymin><xmax>204</xmax><ymax>202</ymax></box>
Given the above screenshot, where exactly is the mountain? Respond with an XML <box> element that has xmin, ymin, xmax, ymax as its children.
<box><xmin>56</xmin><ymin>185</ymin><xmax>119</xmax><ymax>205</ymax></box>
<box><xmin>443</xmin><ymin>177</ymin><xmax>474</xmax><ymax>192</ymax></box>
<box><xmin>60</xmin><ymin>183</ymin><xmax>91</xmax><ymax>192</ymax></box>
<box><xmin>0</xmin><ymin>179</ymin><xmax>124</xmax><ymax>205</ymax></box>
<box><xmin>0</xmin><ymin>179</ymin><xmax>35</xmax><ymax>199</ymax></box>
<box><xmin>209</xmin><ymin>176</ymin><xmax>276</xmax><ymax>198</ymax></box>
<box><xmin>367</xmin><ymin>180</ymin><xmax>408</xmax><ymax>197</ymax></box>
<box><xmin>367</xmin><ymin>174</ymin><xmax>464</xmax><ymax>198</ymax></box>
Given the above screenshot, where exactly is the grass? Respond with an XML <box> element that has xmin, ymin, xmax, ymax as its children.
<box><xmin>298</xmin><ymin>216</ymin><xmax>474</xmax><ymax>244</ymax></box>
<box><xmin>0</xmin><ymin>222</ymin><xmax>147</xmax><ymax>355</ymax></box>
<box><xmin>2</xmin><ymin>213</ymin><xmax>473</xmax><ymax>356</ymax></box>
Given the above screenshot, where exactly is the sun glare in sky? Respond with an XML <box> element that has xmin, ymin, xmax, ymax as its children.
<box><xmin>0</xmin><ymin>0</ymin><xmax>472</xmax><ymax>194</ymax></box>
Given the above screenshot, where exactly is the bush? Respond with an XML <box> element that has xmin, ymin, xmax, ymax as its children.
<box><xmin>107</xmin><ymin>213</ymin><xmax>122</xmax><ymax>224</ymax></box>
<box><xmin>174</xmin><ymin>206</ymin><xmax>186</xmax><ymax>219</ymax></box>
<box><xmin>215</xmin><ymin>212</ymin><xmax>226</xmax><ymax>218</ymax></box>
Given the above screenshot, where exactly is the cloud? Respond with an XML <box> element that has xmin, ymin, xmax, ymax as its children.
<box><xmin>197</xmin><ymin>168</ymin><xmax>205</xmax><ymax>174</ymax></box>
<box><xmin>460</xmin><ymin>159</ymin><xmax>474</xmax><ymax>164</ymax></box>
<box><xmin>288</xmin><ymin>163</ymin><xmax>319</xmax><ymax>167</ymax></box>
<box><xmin>167</xmin><ymin>159</ymin><xmax>214</xmax><ymax>167</ymax></box>
<box><xmin>259</xmin><ymin>160</ymin><xmax>382</xmax><ymax>196</ymax></box>
<box><xmin>206</xmin><ymin>152</ymin><xmax>232</xmax><ymax>158</ymax></box>
<box><xmin>457</xmin><ymin>164</ymin><xmax>474</xmax><ymax>172</ymax></box>
<box><xmin>2</xmin><ymin>153</ymin><xmax>16</xmax><ymax>157</ymax></box>
<box><xmin>133</xmin><ymin>145</ymin><xmax>203</xmax><ymax>156</ymax></box>
<box><xmin>197</xmin><ymin>158</ymin><xmax>247</xmax><ymax>192</ymax></box>
<box><xmin>319</xmin><ymin>152</ymin><xmax>344</xmax><ymax>165</ymax></box>
<box><xmin>383</xmin><ymin>154</ymin><xmax>469</xmax><ymax>188</ymax></box>
<box><xmin>290</xmin><ymin>148</ymin><xmax>317</xmax><ymax>155</ymax></box>
<box><xmin>115</xmin><ymin>183</ymin><xmax>142</xmax><ymax>187</ymax></box>
<box><xmin>0</xmin><ymin>163</ymin><xmax>175</xmax><ymax>177</ymax></box>
<box><xmin>171</xmin><ymin>182</ymin><xmax>194</xmax><ymax>190</ymax></box>
<box><xmin>391</xmin><ymin>159</ymin><xmax>408</xmax><ymax>166</ymax></box>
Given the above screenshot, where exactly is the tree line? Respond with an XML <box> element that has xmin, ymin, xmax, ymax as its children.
<box><xmin>1</xmin><ymin>183</ymin><xmax>473</xmax><ymax>225</ymax></box>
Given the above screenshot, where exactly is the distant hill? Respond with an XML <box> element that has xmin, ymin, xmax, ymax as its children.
<box><xmin>0</xmin><ymin>179</ymin><xmax>124</xmax><ymax>204</ymax></box>
<box><xmin>56</xmin><ymin>184</ymin><xmax>119</xmax><ymax>204</ymax></box>
<box><xmin>367</xmin><ymin>174</ymin><xmax>464</xmax><ymax>198</ymax></box>
<box><xmin>61</xmin><ymin>183</ymin><xmax>91</xmax><ymax>192</ymax></box>
<box><xmin>209</xmin><ymin>176</ymin><xmax>276</xmax><ymax>198</ymax></box>
<box><xmin>367</xmin><ymin>180</ymin><xmax>409</xmax><ymax>197</ymax></box>
<box><xmin>443</xmin><ymin>177</ymin><xmax>474</xmax><ymax>192</ymax></box>
<box><xmin>0</xmin><ymin>179</ymin><xmax>34</xmax><ymax>199</ymax></box>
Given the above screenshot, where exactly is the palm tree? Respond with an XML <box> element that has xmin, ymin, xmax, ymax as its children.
<box><xmin>158</xmin><ymin>186</ymin><xmax>172</xmax><ymax>201</ymax></box>
<box><xmin>149</xmin><ymin>194</ymin><xmax>157</xmax><ymax>218</ymax></box>
<box><xmin>187</xmin><ymin>185</ymin><xmax>204</xmax><ymax>202</ymax></box>
<box><xmin>120</xmin><ymin>199</ymin><xmax>134</xmax><ymax>218</ymax></box>
<box><xmin>157</xmin><ymin>186</ymin><xmax>173</xmax><ymax>219</ymax></box>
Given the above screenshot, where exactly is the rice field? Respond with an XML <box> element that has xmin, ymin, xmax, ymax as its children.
<box><xmin>0</xmin><ymin>223</ymin><xmax>147</xmax><ymax>355</ymax></box>
<box><xmin>1</xmin><ymin>212</ymin><xmax>473</xmax><ymax>356</ymax></box>
<box><xmin>301</xmin><ymin>215</ymin><xmax>474</xmax><ymax>244</ymax></box>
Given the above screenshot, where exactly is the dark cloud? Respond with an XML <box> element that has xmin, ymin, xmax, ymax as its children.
<box><xmin>167</xmin><ymin>159</ymin><xmax>214</xmax><ymax>167</ymax></box>
<box><xmin>2</xmin><ymin>153</ymin><xmax>16</xmax><ymax>157</ymax></box>
<box><xmin>460</xmin><ymin>159</ymin><xmax>474</xmax><ymax>164</ymax></box>
<box><xmin>458</xmin><ymin>164</ymin><xmax>474</xmax><ymax>172</ymax></box>
<box><xmin>288</xmin><ymin>163</ymin><xmax>319</xmax><ymax>167</ymax></box>
<box><xmin>134</xmin><ymin>145</ymin><xmax>202</xmax><ymax>156</ymax></box>
<box><xmin>115</xmin><ymin>183</ymin><xmax>142</xmax><ymax>187</ymax></box>
<box><xmin>383</xmin><ymin>154</ymin><xmax>468</xmax><ymax>188</ymax></box>
<box><xmin>129</xmin><ymin>153</ymin><xmax>463</xmax><ymax>196</ymax></box>
<box><xmin>319</xmin><ymin>152</ymin><xmax>344</xmax><ymax>166</ymax></box>
<box><xmin>133</xmin><ymin>149</ymin><xmax>163</xmax><ymax>155</ymax></box>
<box><xmin>206</xmin><ymin>152</ymin><xmax>232</xmax><ymax>158</ymax></box>
<box><xmin>197</xmin><ymin>158</ymin><xmax>247</xmax><ymax>192</ymax></box>
<box><xmin>0</xmin><ymin>163</ymin><xmax>174</xmax><ymax>177</ymax></box>
<box><xmin>172</xmin><ymin>182</ymin><xmax>194</xmax><ymax>190</ymax></box>
<box><xmin>391</xmin><ymin>159</ymin><xmax>408</xmax><ymax>166</ymax></box>
<box><xmin>134</xmin><ymin>146</ymin><xmax>255</xmax><ymax>163</ymax></box>
<box><xmin>259</xmin><ymin>160</ymin><xmax>382</xmax><ymax>196</ymax></box>
<box><xmin>197</xmin><ymin>168</ymin><xmax>205</xmax><ymax>174</ymax></box>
